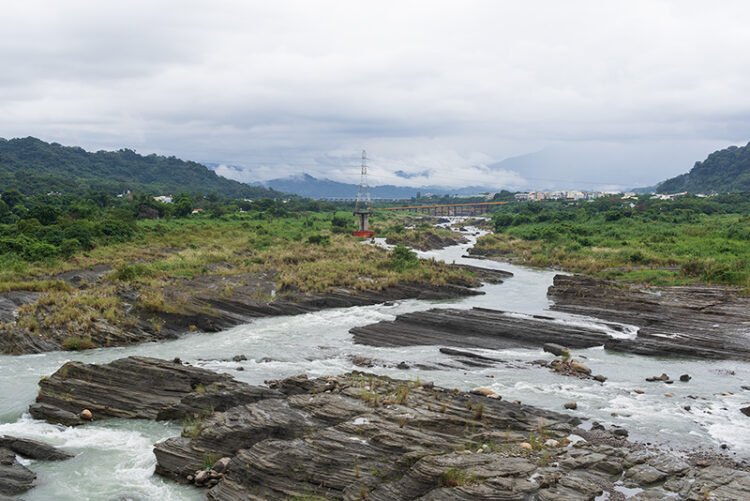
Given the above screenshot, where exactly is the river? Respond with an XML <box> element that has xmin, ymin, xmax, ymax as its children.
<box><xmin>2</xmin><ymin>223</ymin><xmax>750</xmax><ymax>500</ymax></box>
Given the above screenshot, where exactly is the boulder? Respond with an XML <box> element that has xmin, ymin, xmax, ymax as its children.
<box><xmin>0</xmin><ymin>436</ymin><xmax>72</xmax><ymax>461</ymax></box>
<box><xmin>29</xmin><ymin>356</ymin><xmax>283</xmax><ymax>425</ymax></box>
<box><xmin>543</xmin><ymin>343</ymin><xmax>570</xmax><ymax>357</ymax></box>
<box><xmin>0</xmin><ymin>448</ymin><xmax>36</xmax><ymax>496</ymax></box>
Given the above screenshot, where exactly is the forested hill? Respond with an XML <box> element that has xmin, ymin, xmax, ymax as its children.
<box><xmin>658</xmin><ymin>142</ymin><xmax>750</xmax><ymax>193</ymax></box>
<box><xmin>0</xmin><ymin>137</ymin><xmax>277</xmax><ymax>198</ymax></box>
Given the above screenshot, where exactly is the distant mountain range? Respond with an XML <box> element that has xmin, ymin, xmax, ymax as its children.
<box><xmin>0</xmin><ymin>137</ymin><xmax>277</xmax><ymax>198</ymax></box>
<box><xmin>257</xmin><ymin>173</ymin><xmax>491</xmax><ymax>199</ymax></box>
<box><xmin>657</xmin><ymin>142</ymin><xmax>750</xmax><ymax>193</ymax></box>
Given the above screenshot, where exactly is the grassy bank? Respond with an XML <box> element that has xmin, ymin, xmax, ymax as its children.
<box><xmin>0</xmin><ymin>210</ymin><xmax>473</xmax><ymax>349</ymax></box>
<box><xmin>475</xmin><ymin>195</ymin><xmax>750</xmax><ymax>287</ymax></box>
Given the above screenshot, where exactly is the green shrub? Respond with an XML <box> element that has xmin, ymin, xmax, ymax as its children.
<box><xmin>391</xmin><ymin>244</ymin><xmax>419</xmax><ymax>271</ymax></box>
<box><xmin>62</xmin><ymin>336</ymin><xmax>96</xmax><ymax>351</ymax></box>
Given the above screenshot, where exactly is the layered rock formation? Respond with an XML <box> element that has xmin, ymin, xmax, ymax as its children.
<box><xmin>549</xmin><ymin>274</ymin><xmax>750</xmax><ymax>360</ymax></box>
<box><xmin>0</xmin><ymin>436</ymin><xmax>72</xmax><ymax>496</ymax></box>
<box><xmin>350</xmin><ymin>307</ymin><xmax>613</xmax><ymax>349</ymax></box>
<box><xmin>29</xmin><ymin>357</ymin><xmax>750</xmax><ymax>500</ymax></box>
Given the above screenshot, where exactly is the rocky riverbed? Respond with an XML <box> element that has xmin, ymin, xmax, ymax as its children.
<box><xmin>0</xmin><ymin>264</ymin><xmax>509</xmax><ymax>355</ymax></box>
<box><xmin>25</xmin><ymin>356</ymin><xmax>750</xmax><ymax>500</ymax></box>
<box><xmin>549</xmin><ymin>274</ymin><xmax>750</xmax><ymax>360</ymax></box>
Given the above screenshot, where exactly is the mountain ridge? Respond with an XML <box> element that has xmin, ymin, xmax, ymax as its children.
<box><xmin>259</xmin><ymin>173</ymin><xmax>492</xmax><ymax>199</ymax></box>
<box><xmin>0</xmin><ymin>137</ymin><xmax>276</xmax><ymax>198</ymax></box>
<box><xmin>657</xmin><ymin>142</ymin><xmax>750</xmax><ymax>193</ymax></box>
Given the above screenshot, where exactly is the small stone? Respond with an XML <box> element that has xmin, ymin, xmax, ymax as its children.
<box><xmin>544</xmin><ymin>439</ymin><xmax>560</xmax><ymax>447</ymax></box>
<box><xmin>235</xmin><ymin>367</ymin><xmax>244</xmax><ymax>371</ymax></box>
<box><xmin>471</xmin><ymin>387</ymin><xmax>500</xmax><ymax>399</ymax></box>
<box><xmin>564</xmin><ymin>401</ymin><xmax>578</xmax><ymax>410</ymax></box>
<box><xmin>570</xmin><ymin>361</ymin><xmax>591</xmax><ymax>375</ymax></box>
<box><xmin>633</xmin><ymin>389</ymin><xmax>645</xmax><ymax>394</ymax></box>
<box><xmin>80</xmin><ymin>409</ymin><xmax>93</xmax><ymax>421</ymax></box>
<box><xmin>187</xmin><ymin>475</ymin><xmax>194</xmax><ymax>482</ymax></box>
<box><xmin>593</xmin><ymin>374</ymin><xmax>607</xmax><ymax>383</ymax></box>
<box><xmin>396</xmin><ymin>362</ymin><xmax>410</xmax><ymax>370</ymax></box>
<box><xmin>172</xmin><ymin>357</ymin><xmax>182</xmax><ymax>364</ymax></box>
<box><xmin>519</xmin><ymin>442</ymin><xmax>533</xmax><ymax>450</ymax></box>
<box><xmin>194</xmin><ymin>469</ymin><xmax>210</xmax><ymax>485</ymax></box>
<box><xmin>684</xmin><ymin>405</ymin><xmax>691</xmax><ymax>411</ymax></box>
<box><xmin>680</xmin><ymin>374</ymin><xmax>692</xmax><ymax>382</ymax></box>
<box><xmin>664</xmin><ymin>393</ymin><xmax>673</xmax><ymax>397</ymax></box>
<box><xmin>212</xmin><ymin>457</ymin><xmax>231</xmax><ymax>474</ymax></box>
<box><xmin>741</xmin><ymin>385</ymin><xmax>750</xmax><ymax>391</ymax></box>
<box><xmin>721</xmin><ymin>444</ymin><xmax>729</xmax><ymax>450</ymax></box>
<box><xmin>232</xmin><ymin>354</ymin><xmax>247</xmax><ymax>362</ymax></box>
<box><xmin>740</xmin><ymin>406</ymin><xmax>750</xmax><ymax>417</ymax></box>
<box><xmin>591</xmin><ymin>421</ymin><xmax>605</xmax><ymax>431</ymax></box>
<box><xmin>613</xmin><ymin>428</ymin><xmax>629</xmax><ymax>438</ymax></box>
<box><xmin>646</xmin><ymin>373</ymin><xmax>670</xmax><ymax>382</ymax></box>
<box><xmin>422</xmin><ymin>381</ymin><xmax>434</xmax><ymax>390</ymax></box>
<box><xmin>664</xmin><ymin>380</ymin><xmax>674</xmax><ymax>384</ymax></box>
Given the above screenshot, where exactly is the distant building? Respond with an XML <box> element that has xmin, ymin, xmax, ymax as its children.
<box><xmin>153</xmin><ymin>195</ymin><xmax>173</xmax><ymax>204</ymax></box>
<box><xmin>514</xmin><ymin>192</ymin><xmax>529</xmax><ymax>201</ymax></box>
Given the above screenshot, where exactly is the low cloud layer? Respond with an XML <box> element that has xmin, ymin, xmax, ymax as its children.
<box><xmin>1</xmin><ymin>1</ymin><xmax>749</xmax><ymax>189</ymax></box>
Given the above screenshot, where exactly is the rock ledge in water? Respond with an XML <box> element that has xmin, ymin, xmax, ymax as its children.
<box><xmin>29</xmin><ymin>356</ymin><xmax>283</xmax><ymax>424</ymax></box>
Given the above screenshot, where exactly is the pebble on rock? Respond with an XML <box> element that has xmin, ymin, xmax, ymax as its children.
<box><xmin>80</xmin><ymin>409</ymin><xmax>93</xmax><ymax>421</ymax></box>
<box><xmin>470</xmin><ymin>387</ymin><xmax>501</xmax><ymax>399</ymax></box>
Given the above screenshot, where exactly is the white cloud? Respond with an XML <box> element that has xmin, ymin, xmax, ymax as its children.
<box><xmin>0</xmin><ymin>0</ymin><xmax>749</xmax><ymax>188</ymax></box>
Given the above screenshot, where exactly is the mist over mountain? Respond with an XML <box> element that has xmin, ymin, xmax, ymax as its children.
<box><xmin>486</xmin><ymin>143</ymin><xmax>719</xmax><ymax>192</ymax></box>
<box><xmin>259</xmin><ymin>174</ymin><xmax>490</xmax><ymax>200</ymax></box>
<box><xmin>0</xmin><ymin>137</ymin><xmax>277</xmax><ymax>198</ymax></box>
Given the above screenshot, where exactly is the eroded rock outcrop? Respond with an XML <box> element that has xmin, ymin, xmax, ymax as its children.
<box><xmin>30</xmin><ymin>357</ymin><xmax>750</xmax><ymax>500</ymax></box>
<box><xmin>549</xmin><ymin>274</ymin><xmax>750</xmax><ymax>360</ymax></box>
<box><xmin>0</xmin><ymin>436</ymin><xmax>72</xmax><ymax>496</ymax></box>
<box><xmin>29</xmin><ymin>356</ymin><xmax>282</xmax><ymax>425</ymax></box>
<box><xmin>350</xmin><ymin>307</ymin><xmax>612</xmax><ymax>349</ymax></box>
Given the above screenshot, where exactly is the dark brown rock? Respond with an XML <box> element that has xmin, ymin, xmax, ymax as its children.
<box><xmin>351</xmin><ymin>307</ymin><xmax>611</xmax><ymax>350</ymax></box>
<box><xmin>29</xmin><ymin>356</ymin><xmax>283</xmax><ymax>424</ymax></box>
<box><xmin>0</xmin><ymin>436</ymin><xmax>72</xmax><ymax>461</ymax></box>
<box><xmin>549</xmin><ymin>274</ymin><xmax>750</xmax><ymax>360</ymax></box>
<box><xmin>0</xmin><ymin>448</ymin><xmax>36</xmax><ymax>496</ymax></box>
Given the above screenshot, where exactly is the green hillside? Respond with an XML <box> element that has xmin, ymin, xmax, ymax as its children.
<box><xmin>658</xmin><ymin>142</ymin><xmax>750</xmax><ymax>193</ymax></box>
<box><xmin>0</xmin><ymin>137</ymin><xmax>276</xmax><ymax>198</ymax></box>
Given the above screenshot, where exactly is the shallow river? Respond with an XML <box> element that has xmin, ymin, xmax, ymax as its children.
<box><xmin>1</xmin><ymin>223</ymin><xmax>750</xmax><ymax>500</ymax></box>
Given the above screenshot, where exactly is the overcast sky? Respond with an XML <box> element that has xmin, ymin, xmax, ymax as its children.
<box><xmin>1</xmin><ymin>1</ymin><xmax>749</xmax><ymax>189</ymax></box>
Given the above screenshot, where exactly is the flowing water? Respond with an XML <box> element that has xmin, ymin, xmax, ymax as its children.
<box><xmin>2</xmin><ymin>222</ymin><xmax>750</xmax><ymax>500</ymax></box>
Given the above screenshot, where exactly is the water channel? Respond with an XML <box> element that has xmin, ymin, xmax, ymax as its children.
<box><xmin>1</xmin><ymin>224</ymin><xmax>749</xmax><ymax>500</ymax></box>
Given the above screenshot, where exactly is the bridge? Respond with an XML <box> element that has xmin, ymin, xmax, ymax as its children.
<box><xmin>380</xmin><ymin>201</ymin><xmax>508</xmax><ymax>217</ymax></box>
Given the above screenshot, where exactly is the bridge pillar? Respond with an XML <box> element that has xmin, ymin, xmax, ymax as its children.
<box><xmin>352</xmin><ymin>210</ymin><xmax>374</xmax><ymax>238</ymax></box>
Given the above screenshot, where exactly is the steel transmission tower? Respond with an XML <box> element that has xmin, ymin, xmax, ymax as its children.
<box><xmin>353</xmin><ymin>150</ymin><xmax>374</xmax><ymax>237</ymax></box>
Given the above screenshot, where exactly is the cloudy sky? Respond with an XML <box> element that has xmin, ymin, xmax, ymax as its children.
<box><xmin>1</xmin><ymin>1</ymin><xmax>749</xmax><ymax>190</ymax></box>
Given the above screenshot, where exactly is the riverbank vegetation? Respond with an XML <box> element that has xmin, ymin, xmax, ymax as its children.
<box><xmin>0</xmin><ymin>190</ymin><xmax>474</xmax><ymax>350</ymax></box>
<box><xmin>476</xmin><ymin>194</ymin><xmax>750</xmax><ymax>287</ymax></box>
